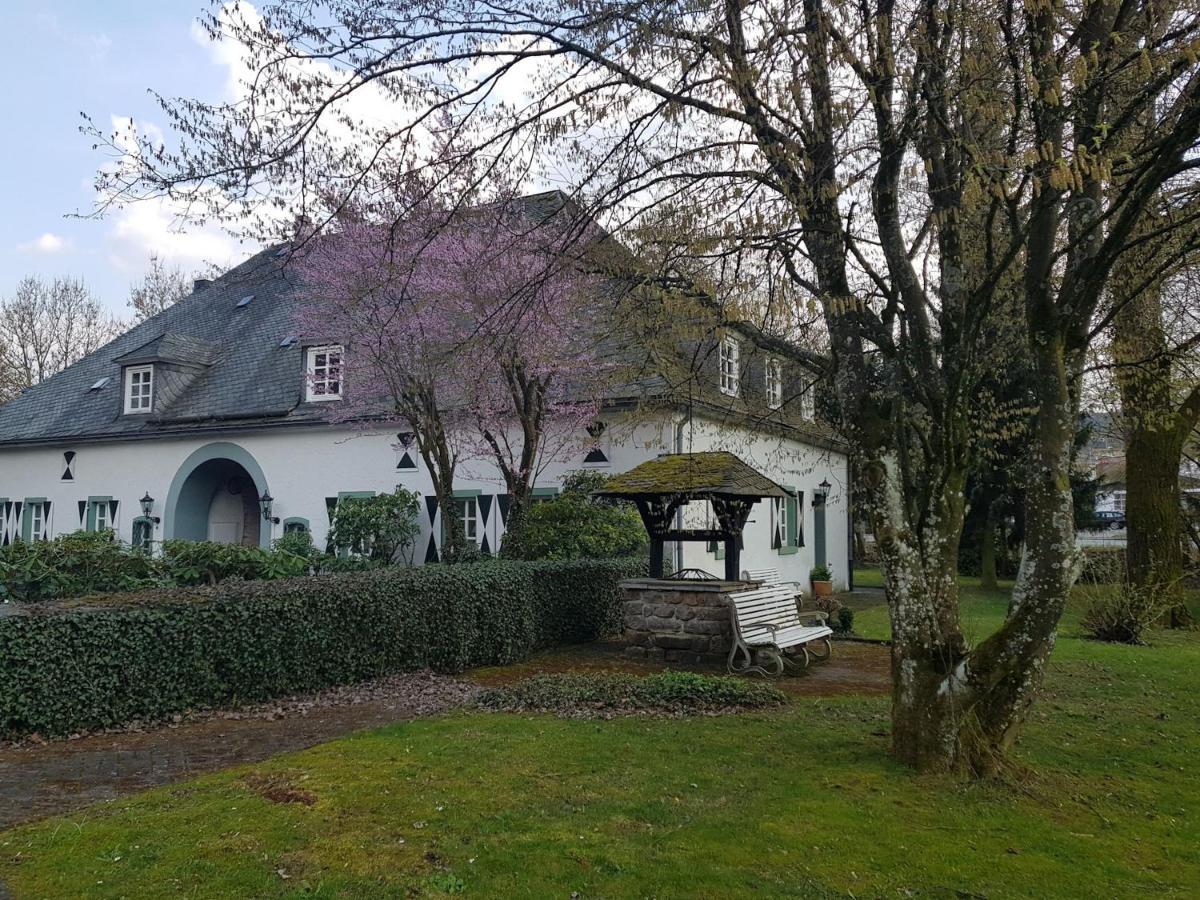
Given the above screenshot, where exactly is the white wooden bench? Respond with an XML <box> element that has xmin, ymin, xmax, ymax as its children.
<box><xmin>742</xmin><ymin>566</ymin><xmax>804</xmax><ymax>598</ymax></box>
<box><xmin>726</xmin><ymin>585</ymin><xmax>833</xmax><ymax>676</ymax></box>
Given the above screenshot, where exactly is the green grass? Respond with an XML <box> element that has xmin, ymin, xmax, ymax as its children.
<box><xmin>3</xmin><ymin>582</ymin><xmax>1199</xmax><ymax>899</ymax></box>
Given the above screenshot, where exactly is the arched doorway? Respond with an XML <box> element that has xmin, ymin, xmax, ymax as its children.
<box><xmin>164</xmin><ymin>442</ymin><xmax>271</xmax><ymax>549</ymax></box>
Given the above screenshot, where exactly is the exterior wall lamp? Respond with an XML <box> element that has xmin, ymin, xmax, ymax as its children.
<box><xmin>814</xmin><ymin>478</ymin><xmax>831</xmax><ymax>506</ymax></box>
<box><xmin>139</xmin><ymin>492</ymin><xmax>161</xmax><ymax>524</ymax></box>
<box><xmin>259</xmin><ymin>491</ymin><xmax>280</xmax><ymax>524</ymax></box>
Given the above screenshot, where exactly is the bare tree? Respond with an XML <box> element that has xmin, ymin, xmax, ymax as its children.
<box><xmin>127</xmin><ymin>254</ymin><xmax>192</xmax><ymax>322</ymax></box>
<box><xmin>0</xmin><ymin>276</ymin><xmax>122</xmax><ymax>403</ymax></box>
<box><xmin>88</xmin><ymin>0</ymin><xmax>1200</xmax><ymax>773</ymax></box>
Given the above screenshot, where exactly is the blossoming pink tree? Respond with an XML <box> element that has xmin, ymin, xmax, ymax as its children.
<box><xmin>295</xmin><ymin>197</ymin><xmax>607</xmax><ymax>559</ymax></box>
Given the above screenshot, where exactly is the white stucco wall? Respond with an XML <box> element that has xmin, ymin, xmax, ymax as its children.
<box><xmin>0</xmin><ymin>412</ymin><xmax>849</xmax><ymax>587</ymax></box>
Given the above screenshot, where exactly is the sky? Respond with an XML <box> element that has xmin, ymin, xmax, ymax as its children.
<box><xmin>0</xmin><ymin>1</ymin><xmax>251</xmax><ymax>314</ymax></box>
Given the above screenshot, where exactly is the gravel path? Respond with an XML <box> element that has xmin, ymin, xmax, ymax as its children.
<box><xmin>0</xmin><ymin>673</ymin><xmax>478</xmax><ymax>830</ymax></box>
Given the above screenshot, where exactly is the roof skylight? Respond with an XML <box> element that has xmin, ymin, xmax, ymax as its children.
<box><xmin>279</xmin><ymin>335</ymin><xmax>298</xmax><ymax>348</ymax></box>
<box><xmin>87</xmin><ymin>377</ymin><xmax>110</xmax><ymax>392</ymax></box>
<box><xmin>236</xmin><ymin>295</ymin><xmax>254</xmax><ymax>308</ymax></box>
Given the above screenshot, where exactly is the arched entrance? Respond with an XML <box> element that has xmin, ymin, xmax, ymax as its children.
<box><xmin>164</xmin><ymin>442</ymin><xmax>271</xmax><ymax>549</ymax></box>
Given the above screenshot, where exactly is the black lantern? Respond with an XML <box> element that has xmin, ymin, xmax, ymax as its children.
<box><xmin>814</xmin><ymin>478</ymin><xmax>832</xmax><ymax>506</ymax></box>
<box><xmin>259</xmin><ymin>490</ymin><xmax>280</xmax><ymax>524</ymax></box>
<box><xmin>139</xmin><ymin>492</ymin><xmax>161</xmax><ymax>524</ymax></box>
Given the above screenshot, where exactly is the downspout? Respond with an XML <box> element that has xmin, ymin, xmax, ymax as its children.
<box><xmin>847</xmin><ymin>455</ymin><xmax>855</xmax><ymax>591</ymax></box>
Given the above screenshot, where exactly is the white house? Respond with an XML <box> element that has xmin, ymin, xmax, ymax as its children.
<box><xmin>0</xmin><ymin>221</ymin><xmax>851</xmax><ymax>588</ymax></box>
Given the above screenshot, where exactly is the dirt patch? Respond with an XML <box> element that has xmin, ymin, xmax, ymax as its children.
<box><xmin>242</xmin><ymin>771</ymin><xmax>318</xmax><ymax>807</ymax></box>
<box><xmin>469</xmin><ymin>639</ymin><xmax>891</xmax><ymax>698</ymax></box>
<box><xmin>0</xmin><ymin>672</ymin><xmax>477</xmax><ymax>830</ymax></box>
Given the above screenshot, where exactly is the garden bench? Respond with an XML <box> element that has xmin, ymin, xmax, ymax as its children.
<box><xmin>741</xmin><ymin>566</ymin><xmax>804</xmax><ymax>598</ymax></box>
<box><xmin>726</xmin><ymin>585</ymin><xmax>833</xmax><ymax>676</ymax></box>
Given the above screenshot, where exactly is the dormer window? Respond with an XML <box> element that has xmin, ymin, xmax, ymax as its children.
<box><xmin>124</xmin><ymin>365</ymin><xmax>154</xmax><ymax>414</ymax></box>
<box><xmin>306</xmin><ymin>345</ymin><xmax>344</xmax><ymax>402</ymax></box>
<box><xmin>765</xmin><ymin>357</ymin><xmax>783</xmax><ymax>409</ymax></box>
<box><xmin>719</xmin><ymin>335</ymin><xmax>740</xmax><ymax>397</ymax></box>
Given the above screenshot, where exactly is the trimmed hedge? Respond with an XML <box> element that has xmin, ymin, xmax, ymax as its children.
<box><xmin>0</xmin><ymin>558</ymin><xmax>644</xmax><ymax>739</ymax></box>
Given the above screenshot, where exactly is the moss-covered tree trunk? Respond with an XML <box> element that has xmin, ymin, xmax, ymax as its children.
<box><xmin>979</xmin><ymin>501</ymin><xmax>999</xmax><ymax>592</ymax></box>
<box><xmin>1111</xmin><ymin>261</ymin><xmax>1199</xmax><ymax>627</ymax></box>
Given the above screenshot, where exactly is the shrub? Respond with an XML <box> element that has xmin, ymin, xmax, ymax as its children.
<box><xmin>0</xmin><ymin>531</ymin><xmax>157</xmax><ymax>602</ymax></box>
<box><xmin>477</xmin><ymin>671</ymin><xmax>787</xmax><ymax>715</ymax></box>
<box><xmin>509</xmin><ymin>471</ymin><xmax>647</xmax><ymax>561</ymax></box>
<box><xmin>1081</xmin><ymin>585</ymin><xmax>1173</xmax><ymax>645</ymax></box>
<box><xmin>835</xmin><ymin>607</ymin><xmax>854</xmax><ymax>635</ymax></box>
<box><xmin>0</xmin><ymin>557</ymin><xmax>644</xmax><ymax>739</ymax></box>
<box><xmin>810</xmin><ymin>563</ymin><xmax>832</xmax><ymax>582</ymax></box>
<box><xmin>1079</xmin><ymin>548</ymin><xmax>1126</xmax><ymax>585</ymax></box>
<box><xmin>272</xmin><ymin>529</ymin><xmax>317</xmax><ymax>560</ymax></box>
<box><xmin>327</xmin><ymin>488</ymin><xmax>421</xmax><ymax>562</ymax></box>
<box><xmin>160</xmin><ymin>540</ymin><xmax>308</xmax><ymax>586</ymax></box>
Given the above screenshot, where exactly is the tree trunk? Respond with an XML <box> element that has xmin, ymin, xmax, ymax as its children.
<box><xmin>979</xmin><ymin>502</ymin><xmax>999</xmax><ymax>592</ymax></box>
<box><xmin>1124</xmin><ymin>423</ymin><xmax>1191</xmax><ymax>624</ymax></box>
<box><xmin>1110</xmin><ymin>240</ymin><xmax>1198</xmax><ymax>627</ymax></box>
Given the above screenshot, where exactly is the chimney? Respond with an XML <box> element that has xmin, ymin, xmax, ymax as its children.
<box><xmin>193</xmin><ymin>278</ymin><xmax>213</xmax><ymax>292</ymax></box>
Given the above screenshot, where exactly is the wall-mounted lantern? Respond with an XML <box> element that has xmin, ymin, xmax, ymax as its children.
<box><xmin>259</xmin><ymin>490</ymin><xmax>280</xmax><ymax>524</ymax></box>
<box><xmin>139</xmin><ymin>492</ymin><xmax>161</xmax><ymax>524</ymax></box>
<box><xmin>814</xmin><ymin>478</ymin><xmax>832</xmax><ymax>506</ymax></box>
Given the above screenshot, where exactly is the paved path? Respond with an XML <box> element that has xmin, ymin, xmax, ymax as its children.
<box><xmin>0</xmin><ymin>674</ymin><xmax>475</xmax><ymax>830</ymax></box>
<box><xmin>1</xmin><ymin>639</ymin><xmax>891</xmax><ymax>834</ymax></box>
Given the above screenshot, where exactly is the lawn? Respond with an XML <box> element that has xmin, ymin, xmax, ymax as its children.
<box><xmin>2</xmin><ymin>580</ymin><xmax>1198</xmax><ymax>898</ymax></box>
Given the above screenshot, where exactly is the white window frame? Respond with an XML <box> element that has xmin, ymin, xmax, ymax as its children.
<box><xmin>765</xmin><ymin>357</ymin><xmax>783</xmax><ymax>409</ymax></box>
<box><xmin>93</xmin><ymin>501</ymin><xmax>110</xmax><ymax>532</ymax></box>
<box><xmin>306</xmin><ymin>345</ymin><xmax>344</xmax><ymax>402</ymax></box>
<box><xmin>30</xmin><ymin>503</ymin><xmax>45</xmax><ymax>540</ymax></box>
<box><xmin>719</xmin><ymin>335</ymin><xmax>740</xmax><ymax>397</ymax></box>
<box><xmin>799</xmin><ymin>381</ymin><xmax>815</xmax><ymax>420</ymax></box>
<box><xmin>457</xmin><ymin>497</ymin><xmax>479</xmax><ymax>542</ymax></box>
<box><xmin>123</xmin><ymin>365</ymin><xmax>154</xmax><ymax>414</ymax></box>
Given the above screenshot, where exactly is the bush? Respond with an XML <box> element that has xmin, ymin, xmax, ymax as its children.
<box><xmin>510</xmin><ymin>471</ymin><xmax>648</xmax><ymax>561</ymax></box>
<box><xmin>1081</xmin><ymin>585</ymin><xmax>1173</xmax><ymax>645</ymax></box>
<box><xmin>835</xmin><ymin>607</ymin><xmax>855</xmax><ymax>635</ymax></box>
<box><xmin>1079</xmin><ymin>548</ymin><xmax>1126</xmax><ymax>585</ymax></box>
<box><xmin>0</xmin><ymin>557</ymin><xmax>644</xmax><ymax>739</ymax></box>
<box><xmin>810</xmin><ymin>563</ymin><xmax>832</xmax><ymax>581</ymax></box>
<box><xmin>272</xmin><ymin>529</ymin><xmax>317</xmax><ymax>559</ymax></box>
<box><xmin>0</xmin><ymin>531</ymin><xmax>157</xmax><ymax>602</ymax></box>
<box><xmin>160</xmin><ymin>540</ymin><xmax>308</xmax><ymax>586</ymax></box>
<box><xmin>477</xmin><ymin>671</ymin><xmax>787</xmax><ymax>715</ymax></box>
<box><xmin>327</xmin><ymin>488</ymin><xmax>421</xmax><ymax>562</ymax></box>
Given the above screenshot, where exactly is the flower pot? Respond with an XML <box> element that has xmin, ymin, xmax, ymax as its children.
<box><xmin>811</xmin><ymin>579</ymin><xmax>833</xmax><ymax>598</ymax></box>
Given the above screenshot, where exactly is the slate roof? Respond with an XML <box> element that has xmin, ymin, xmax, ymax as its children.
<box><xmin>114</xmin><ymin>332</ymin><xmax>221</xmax><ymax>367</ymax></box>
<box><xmin>593</xmin><ymin>451</ymin><xmax>790</xmax><ymax>499</ymax></box>
<box><xmin>0</xmin><ymin>248</ymin><xmax>322</xmax><ymax>445</ymax></box>
<box><xmin>0</xmin><ymin>191</ymin><xmax>842</xmax><ymax>450</ymax></box>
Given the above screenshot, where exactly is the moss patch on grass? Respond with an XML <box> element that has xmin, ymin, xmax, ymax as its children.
<box><xmin>2</xmin><ymin>586</ymin><xmax>1198</xmax><ymax>899</ymax></box>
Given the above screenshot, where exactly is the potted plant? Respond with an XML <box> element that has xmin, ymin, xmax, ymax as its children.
<box><xmin>810</xmin><ymin>563</ymin><xmax>834</xmax><ymax>598</ymax></box>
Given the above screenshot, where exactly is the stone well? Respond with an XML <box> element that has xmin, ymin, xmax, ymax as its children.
<box><xmin>619</xmin><ymin>577</ymin><xmax>754</xmax><ymax>663</ymax></box>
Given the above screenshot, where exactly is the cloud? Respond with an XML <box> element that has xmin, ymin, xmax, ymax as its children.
<box><xmin>100</xmin><ymin>116</ymin><xmax>245</xmax><ymax>275</ymax></box>
<box><xmin>17</xmin><ymin>233</ymin><xmax>70</xmax><ymax>255</ymax></box>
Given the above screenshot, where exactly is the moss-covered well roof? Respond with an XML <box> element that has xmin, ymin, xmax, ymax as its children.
<box><xmin>594</xmin><ymin>451</ymin><xmax>789</xmax><ymax>499</ymax></box>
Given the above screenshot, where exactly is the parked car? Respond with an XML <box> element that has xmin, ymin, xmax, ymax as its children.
<box><xmin>1094</xmin><ymin>510</ymin><xmax>1126</xmax><ymax>530</ymax></box>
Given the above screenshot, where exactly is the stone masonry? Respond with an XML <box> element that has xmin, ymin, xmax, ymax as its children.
<box><xmin>619</xmin><ymin>578</ymin><xmax>751</xmax><ymax>663</ymax></box>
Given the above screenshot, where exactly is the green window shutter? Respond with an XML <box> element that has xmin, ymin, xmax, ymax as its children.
<box><xmin>85</xmin><ymin>496</ymin><xmax>113</xmax><ymax>533</ymax></box>
<box><xmin>779</xmin><ymin>488</ymin><xmax>799</xmax><ymax>555</ymax></box>
<box><xmin>21</xmin><ymin>499</ymin><xmax>46</xmax><ymax>542</ymax></box>
<box><xmin>786</xmin><ymin>490</ymin><xmax>799</xmax><ymax>546</ymax></box>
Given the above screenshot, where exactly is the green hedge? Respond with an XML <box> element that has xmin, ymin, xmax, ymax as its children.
<box><xmin>0</xmin><ymin>558</ymin><xmax>644</xmax><ymax>739</ymax></box>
